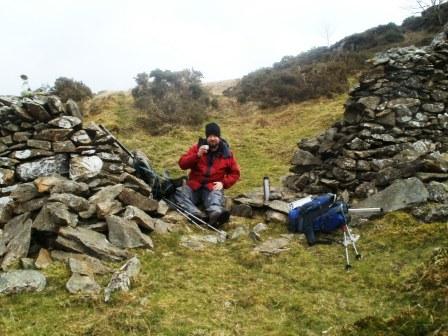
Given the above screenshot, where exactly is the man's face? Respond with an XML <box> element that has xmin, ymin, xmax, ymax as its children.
<box><xmin>207</xmin><ymin>134</ymin><xmax>220</xmax><ymax>150</ymax></box>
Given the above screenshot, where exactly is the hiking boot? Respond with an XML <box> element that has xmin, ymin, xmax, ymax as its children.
<box><xmin>208</xmin><ymin>210</ymin><xmax>230</xmax><ymax>227</ymax></box>
<box><xmin>190</xmin><ymin>210</ymin><xmax>207</xmax><ymax>222</ymax></box>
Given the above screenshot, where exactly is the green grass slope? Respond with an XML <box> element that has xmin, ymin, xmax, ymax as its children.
<box><xmin>85</xmin><ymin>93</ymin><xmax>346</xmax><ymax>195</ymax></box>
<box><xmin>0</xmin><ymin>94</ymin><xmax>447</xmax><ymax>335</ymax></box>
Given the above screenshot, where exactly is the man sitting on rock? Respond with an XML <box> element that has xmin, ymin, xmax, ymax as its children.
<box><xmin>175</xmin><ymin>122</ymin><xmax>240</xmax><ymax>227</ymax></box>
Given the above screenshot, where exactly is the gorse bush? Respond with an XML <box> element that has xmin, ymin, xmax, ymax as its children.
<box><xmin>52</xmin><ymin>77</ymin><xmax>93</xmax><ymax>103</ymax></box>
<box><xmin>132</xmin><ymin>69</ymin><xmax>211</xmax><ymax>133</ymax></box>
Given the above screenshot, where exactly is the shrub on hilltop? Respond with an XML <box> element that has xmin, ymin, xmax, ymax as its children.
<box><xmin>51</xmin><ymin>77</ymin><xmax>93</xmax><ymax>103</ymax></box>
<box><xmin>131</xmin><ymin>69</ymin><xmax>211</xmax><ymax>133</ymax></box>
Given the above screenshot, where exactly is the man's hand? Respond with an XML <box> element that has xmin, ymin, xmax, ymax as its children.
<box><xmin>212</xmin><ymin>182</ymin><xmax>223</xmax><ymax>190</ymax></box>
<box><xmin>197</xmin><ymin>145</ymin><xmax>209</xmax><ymax>158</ymax></box>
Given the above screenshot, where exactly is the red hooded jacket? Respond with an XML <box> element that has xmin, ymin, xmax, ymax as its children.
<box><xmin>178</xmin><ymin>139</ymin><xmax>240</xmax><ymax>191</ymax></box>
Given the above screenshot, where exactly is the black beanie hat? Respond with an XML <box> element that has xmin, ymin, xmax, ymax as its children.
<box><xmin>205</xmin><ymin>122</ymin><xmax>221</xmax><ymax>137</ymax></box>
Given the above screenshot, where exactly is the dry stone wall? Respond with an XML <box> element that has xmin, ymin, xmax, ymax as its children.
<box><xmin>285</xmin><ymin>26</ymin><xmax>448</xmax><ymax>200</ymax></box>
<box><xmin>0</xmin><ymin>95</ymin><xmax>175</xmax><ymax>275</ymax></box>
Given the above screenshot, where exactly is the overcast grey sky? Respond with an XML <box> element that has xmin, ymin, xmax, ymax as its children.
<box><xmin>0</xmin><ymin>0</ymin><xmax>415</xmax><ymax>94</ymax></box>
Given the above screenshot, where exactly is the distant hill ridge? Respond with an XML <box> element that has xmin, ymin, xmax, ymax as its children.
<box><xmin>225</xmin><ymin>2</ymin><xmax>448</xmax><ymax>107</ymax></box>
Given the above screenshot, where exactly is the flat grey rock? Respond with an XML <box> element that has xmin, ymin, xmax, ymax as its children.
<box><xmin>48</xmin><ymin>193</ymin><xmax>89</xmax><ymax>212</ymax></box>
<box><xmin>229</xmin><ymin>226</ymin><xmax>249</xmax><ymax>240</ymax></box>
<box><xmin>88</xmin><ymin>184</ymin><xmax>124</xmax><ymax>205</ymax></box>
<box><xmin>355</xmin><ymin>177</ymin><xmax>429</xmax><ymax>213</ymax></box>
<box><xmin>254</xmin><ymin>237</ymin><xmax>291</xmax><ymax>255</ymax></box>
<box><xmin>51</xmin><ymin>250</ymin><xmax>112</xmax><ymax>274</ymax></box>
<box><xmin>58</xmin><ymin>226</ymin><xmax>130</xmax><ymax>261</ymax></box>
<box><xmin>106</xmin><ymin>215</ymin><xmax>154</xmax><ymax>249</ymax></box>
<box><xmin>252</xmin><ymin>223</ymin><xmax>268</xmax><ymax>234</ymax></box>
<box><xmin>266</xmin><ymin>200</ymin><xmax>289</xmax><ymax>214</ymax></box>
<box><xmin>1</xmin><ymin>213</ymin><xmax>32</xmax><ymax>270</ymax></box>
<box><xmin>0</xmin><ymin>270</ymin><xmax>46</xmax><ymax>294</ymax></box>
<box><xmin>10</xmin><ymin>182</ymin><xmax>40</xmax><ymax>202</ymax></box>
<box><xmin>123</xmin><ymin>205</ymin><xmax>156</xmax><ymax>231</ymax></box>
<box><xmin>265</xmin><ymin>210</ymin><xmax>288</xmax><ymax>224</ymax></box>
<box><xmin>118</xmin><ymin>188</ymin><xmax>158</xmax><ymax>212</ymax></box>
<box><xmin>16</xmin><ymin>154</ymin><xmax>69</xmax><ymax>182</ymax></box>
<box><xmin>48</xmin><ymin>116</ymin><xmax>82</xmax><ymax>129</ymax></box>
<box><xmin>180</xmin><ymin>234</ymin><xmax>222</xmax><ymax>250</ymax></box>
<box><xmin>66</xmin><ymin>273</ymin><xmax>101</xmax><ymax>295</ymax></box>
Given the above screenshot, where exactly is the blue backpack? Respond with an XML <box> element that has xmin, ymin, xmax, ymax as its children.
<box><xmin>288</xmin><ymin>194</ymin><xmax>350</xmax><ymax>245</ymax></box>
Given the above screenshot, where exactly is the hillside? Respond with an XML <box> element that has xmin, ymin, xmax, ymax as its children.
<box><xmin>225</xmin><ymin>3</ymin><xmax>448</xmax><ymax>108</ymax></box>
<box><xmin>0</xmin><ymin>91</ymin><xmax>446</xmax><ymax>335</ymax></box>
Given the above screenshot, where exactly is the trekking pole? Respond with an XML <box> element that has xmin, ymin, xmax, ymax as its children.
<box><xmin>342</xmin><ymin>224</ymin><xmax>361</xmax><ymax>270</ymax></box>
<box><xmin>163</xmin><ymin>198</ymin><xmax>206</xmax><ymax>232</ymax></box>
<box><xmin>163</xmin><ymin>197</ymin><xmax>226</xmax><ymax>236</ymax></box>
<box><xmin>348</xmin><ymin>207</ymin><xmax>383</xmax><ymax>214</ymax></box>
<box><xmin>98</xmin><ymin>124</ymin><xmax>134</xmax><ymax>158</ymax></box>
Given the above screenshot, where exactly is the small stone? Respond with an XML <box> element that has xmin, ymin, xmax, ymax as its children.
<box><xmin>46</xmin><ymin>95</ymin><xmax>65</xmax><ymax>115</ymax></box>
<box><xmin>34</xmin><ymin>129</ymin><xmax>73</xmax><ymax>142</ymax></box>
<box><xmin>231</xmin><ymin>204</ymin><xmax>253</xmax><ymax>218</ymax></box>
<box><xmin>254</xmin><ymin>237</ymin><xmax>291</xmax><ymax>255</ymax></box>
<box><xmin>1</xmin><ymin>214</ymin><xmax>33</xmax><ymax>270</ymax></box>
<box><xmin>106</xmin><ymin>215</ymin><xmax>154</xmax><ymax>249</ymax></box>
<box><xmin>11</xmin><ymin>149</ymin><xmax>54</xmax><ymax>160</ymax></box>
<box><xmin>266</xmin><ymin>200</ymin><xmax>290</xmax><ymax>214</ymax></box>
<box><xmin>53</xmin><ymin>141</ymin><xmax>77</xmax><ymax>153</ymax></box>
<box><xmin>48</xmin><ymin>193</ymin><xmax>89</xmax><ymax>212</ymax></box>
<box><xmin>104</xmin><ymin>256</ymin><xmax>140</xmax><ymax>302</ymax></box>
<box><xmin>51</xmin><ymin>251</ymin><xmax>111</xmax><ymax>274</ymax></box>
<box><xmin>34</xmin><ymin>248</ymin><xmax>52</xmax><ymax>269</ymax></box>
<box><xmin>20</xmin><ymin>258</ymin><xmax>35</xmax><ymax>270</ymax></box>
<box><xmin>22</xmin><ymin>99</ymin><xmax>52</xmax><ymax>121</ymax></box>
<box><xmin>66</xmin><ymin>273</ymin><xmax>101</xmax><ymax>295</ymax></box>
<box><xmin>291</xmin><ymin>149</ymin><xmax>322</xmax><ymax>166</ymax></box>
<box><xmin>118</xmin><ymin>188</ymin><xmax>158</xmax><ymax>212</ymax></box>
<box><xmin>71</xmin><ymin>130</ymin><xmax>91</xmax><ymax>145</ymax></box>
<box><xmin>27</xmin><ymin>139</ymin><xmax>52</xmax><ymax>151</ymax></box>
<box><xmin>265</xmin><ymin>210</ymin><xmax>288</xmax><ymax>224</ymax></box>
<box><xmin>66</xmin><ymin>99</ymin><xmax>82</xmax><ymax>119</ymax></box>
<box><xmin>422</xmin><ymin>103</ymin><xmax>444</xmax><ymax>113</ymax></box>
<box><xmin>252</xmin><ymin>223</ymin><xmax>268</xmax><ymax>234</ymax></box>
<box><xmin>12</xmin><ymin>196</ymin><xmax>48</xmax><ymax>215</ymax></box>
<box><xmin>96</xmin><ymin>200</ymin><xmax>123</xmax><ymax>219</ymax></box>
<box><xmin>12</xmin><ymin>132</ymin><xmax>32</xmax><ymax>142</ymax></box>
<box><xmin>157</xmin><ymin>200</ymin><xmax>169</xmax><ymax>216</ymax></box>
<box><xmin>229</xmin><ymin>226</ymin><xmax>249</xmax><ymax>240</ymax></box>
<box><xmin>0</xmin><ymin>157</ymin><xmax>19</xmax><ymax>169</ymax></box>
<box><xmin>48</xmin><ymin>116</ymin><xmax>82</xmax><ymax>129</ymax></box>
<box><xmin>123</xmin><ymin>205</ymin><xmax>156</xmax><ymax>231</ymax></box>
<box><xmin>69</xmin><ymin>155</ymin><xmax>103</xmax><ymax>180</ymax></box>
<box><xmin>0</xmin><ymin>168</ymin><xmax>14</xmax><ymax>186</ymax></box>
